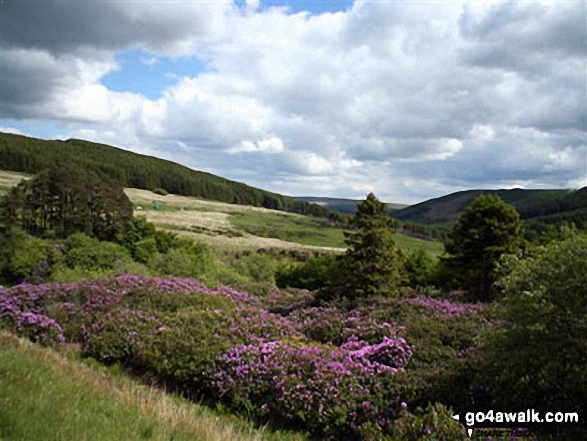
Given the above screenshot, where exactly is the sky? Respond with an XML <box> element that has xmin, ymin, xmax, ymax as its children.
<box><xmin>0</xmin><ymin>0</ymin><xmax>585</xmax><ymax>204</ymax></box>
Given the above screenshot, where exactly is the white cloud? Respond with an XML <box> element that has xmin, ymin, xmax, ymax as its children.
<box><xmin>0</xmin><ymin>0</ymin><xmax>585</xmax><ymax>203</ymax></box>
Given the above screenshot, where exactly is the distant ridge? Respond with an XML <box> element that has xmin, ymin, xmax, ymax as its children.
<box><xmin>393</xmin><ymin>187</ymin><xmax>587</xmax><ymax>227</ymax></box>
<box><xmin>0</xmin><ymin>132</ymin><xmax>329</xmax><ymax>217</ymax></box>
<box><xmin>294</xmin><ymin>196</ymin><xmax>409</xmax><ymax>215</ymax></box>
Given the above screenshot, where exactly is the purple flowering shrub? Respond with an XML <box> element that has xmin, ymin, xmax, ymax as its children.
<box><xmin>13</xmin><ymin>311</ymin><xmax>64</xmax><ymax>346</ymax></box>
<box><xmin>212</xmin><ymin>335</ymin><xmax>414</xmax><ymax>439</ymax></box>
<box><xmin>82</xmin><ymin>308</ymin><xmax>162</xmax><ymax>364</ymax></box>
<box><xmin>1</xmin><ymin>274</ymin><xmax>488</xmax><ymax>439</ymax></box>
<box><xmin>1</xmin><ymin>287</ymin><xmax>64</xmax><ymax>346</ymax></box>
<box><xmin>290</xmin><ymin>306</ymin><xmax>403</xmax><ymax>346</ymax></box>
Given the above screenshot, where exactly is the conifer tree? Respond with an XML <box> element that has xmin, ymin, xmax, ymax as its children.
<box><xmin>340</xmin><ymin>193</ymin><xmax>402</xmax><ymax>304</ymax></box>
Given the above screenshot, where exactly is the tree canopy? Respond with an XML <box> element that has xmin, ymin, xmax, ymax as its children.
<box><xmin>0</xmin><ymin>163</ymin><xmax>133</xmax><ymax>241</ymax></box>
<box><xmin>444</xmin><ymin>194</ymin><xmax>523</xmax><ymax>301</ymax></box>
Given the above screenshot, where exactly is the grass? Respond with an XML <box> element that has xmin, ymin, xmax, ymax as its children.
<box><xmin>229</xmin><ymin>210</ymin><xmax>445</xmax><ymax>257</ymax></box>
<box><xmin>230</xmin><ymin>211</ymin><xmax>348</xmax><ymax>248</ymax></box>
<box><xmin>0</xmin><ymin>333</ymin><xmax>305</xmax><ymax>441</ymax></box>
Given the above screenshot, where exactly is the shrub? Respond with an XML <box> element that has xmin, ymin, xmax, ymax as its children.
<box><xmin>228</xmin><ymin>253</ymin><xmax>276</xmax><ymax>284</ymax></box>
<box><xmin>149</xmin><ymin>242</ymin><xmax>217</xmax><ymax>281</ymax></box>
<box><xmin>62</xmin><ymin>233</ymin><xmax>132</xmax><ymax>270</ymax></box>
<box><xmin>152</xmin><ymin>188</ymin><xmax>169</xmax><ymax>196</ymax></box>
<box><xmin>481</xmin><ymin>234</ymin><xmax>587</xmax><ymax>420</ymax></box>
<box><xmin>137</xmin><ymin>308</ymin><xmax>241</xmax><ymax>391</ymax></box>
<box><xmin>213</xmin><ymin>337</ymin><xmax>413</xmax><ymax>439</ymax></box>
<box><xmin>133</xmin><ymin>237</ymin><xmax>158</xmax><ymax>264</ymax></box>
<box><xmin>275</xmin><ymin>255</ymin><xmax>338</xmax><ymax>291</ymax></box>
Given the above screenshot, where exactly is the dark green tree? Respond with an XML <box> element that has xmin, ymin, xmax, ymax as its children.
<box><xmin>339</xmin><ymin>193</ymin><xmax>402</xmax><ymax>304</ymax></box>
<box><xmin>444</xmin><ymin>194</ymin><xmax>523</xmax><ymax>301</ymax></box>
<box><xmin>0</xmin><ymin>163</ymin><xmax>133</xmax><ymax>241</ymax></box>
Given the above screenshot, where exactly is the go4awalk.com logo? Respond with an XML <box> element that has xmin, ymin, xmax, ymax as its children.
<box><xmin>451</xmin><ymin>409</ymin><xmax>581</xmax><ymax>438</ymax></box>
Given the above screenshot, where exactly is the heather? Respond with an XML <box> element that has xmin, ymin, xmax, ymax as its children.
<box><xmin>0</xmin><ymin>274</ymin><xmax>488</xmax><ymax>439</ymax></box>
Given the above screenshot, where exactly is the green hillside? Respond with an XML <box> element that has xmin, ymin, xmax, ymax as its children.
<box><xmin>394</xmin><ymin>187</ymin><xmax>587</xmax><ymax>227</ymax></box>
<box><xmin>0</xmin><ymin>132</ymin><xmax>328</xmax><ymax>217</ymax></box>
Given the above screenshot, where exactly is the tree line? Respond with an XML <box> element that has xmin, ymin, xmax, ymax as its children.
<box><xmin>0</xmin><ymin>132</ymin><xmax>329</xmax><ymax>218</ymax></box>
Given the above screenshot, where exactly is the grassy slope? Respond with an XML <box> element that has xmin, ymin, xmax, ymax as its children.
<box><xmin>0</xmin><ymin>170</ymin><xmax>30</xmax><ymax>196</ymax></box>
<box><xmin>0</xmin><ymin>172</ymin><xmax>444</xmax><ymax>256</ymax></box>
<box><xmin>126</xmin><ymin>187</ymin><xmax>445</xmax><ymax>256</ymax></box>
<box><xmin>0</xmin><ymin>333</ymin><xmax>304</xmax><ymax>441</ymax></box>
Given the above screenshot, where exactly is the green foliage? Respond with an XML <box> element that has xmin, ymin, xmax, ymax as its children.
<box><xmin>403</xmin><ymin>248</ymin><xmax>436</xmax><ymax>288</ymax></box>
<box><xmin>0</xmin><ymin>163</ymin><xmax>133</xmax><ymax>241</ymax></box>
<box><xmin>275</xmin><ymin>255</ymin><xmax>339</xmax><ymax>291</ymax></box>
<box><xmin>0</xmin><ymin>229</ymin><xmax>59</xmax><ymax>284</ymax></box>
<box><xmin>133</xmin><ymin>238</ymin><xmax>158</xmax><ymax>264</ymax></box>
<box><xmin>387</xmin><ymin>403</ymin><xmax>467</xmax><ymax>441</ymax></box>
<box><xmin>122</xmin><ymin>216</ymin><xmax>178</xmax><ymax>263</ymax></box>
<box><xmin>228</xmin><ymin>253</ymin><xmax>276</xmax><ymax>284</ymax></box>
<box><xmin>339</xmin><ymin>193</ymin><xmax>403</xmax><ymax>303</ymax></box>
<box><xmin>444</xmin><ymin>194</ymin><xmax>523</xmax><ymax>301</ymax></box>
<box><xmin>62</xmin><ymin>233</ymin><xmax>132</xmax><ymax>271</ymax></box>
<box><xmin>481</xmin><ymin>234</ymin><xmax>587</xmax><ymax>418</ymax></box>
<box><xmin>138</xmin><ymin>308</ymin><xmax>240</xmax><ymax>391</ymax></box>
<box><xmin>149</xmin><ymin>241</ymin><xmax>216</xmax><ymax>280</ymax></box>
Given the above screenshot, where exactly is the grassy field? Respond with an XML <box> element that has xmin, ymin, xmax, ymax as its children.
<box><xmin>0</xmin><ymin>333</ymin><xmax>304</xmax><ymax>441</ymax></box>
<box><xmin>0</xmin><ymin>172</ymin><xmax>444</xmax><ymax>256</ymax></box>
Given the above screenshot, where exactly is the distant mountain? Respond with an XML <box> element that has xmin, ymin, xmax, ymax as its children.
<box><xmin>0</xmin><ymin>132</ymin><xmax>328</xmax><ymax>217</ymax></box>
<box><xmin>294</xmin><ymin>196</ymin><xmax>409</xmax><ymax>215</ymax></box>
<box><xmin>393</xmin><ymin>187</ymin><xmax>587</xmax><ymax>228</ymax></box>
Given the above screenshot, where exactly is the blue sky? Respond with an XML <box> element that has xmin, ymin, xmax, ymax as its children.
<box><xmin>101</xmin><ymin>50</ymin><xmax>209</xmax><ymax>100</ymax></box>
<box><xmin>0</xmin><ymin>0</ymin><xmax>585</xmax><ymax>204</ymax></box>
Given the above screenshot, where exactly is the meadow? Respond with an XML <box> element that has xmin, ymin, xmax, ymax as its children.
<box><xmin>124</xmin><ymin>187</ymin><xmax>444</xmax><ymax>256</ymax></box>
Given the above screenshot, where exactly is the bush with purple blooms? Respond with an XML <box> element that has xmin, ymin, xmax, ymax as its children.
<box><xmin>0</xmin><ymin>274</ymin><xmax>489</xmax><ymax>439</ymax></box>
<box><xmin>212</xmin><ymin>337</ymin><xmax>412</xmax><ymax>439</ymax></box>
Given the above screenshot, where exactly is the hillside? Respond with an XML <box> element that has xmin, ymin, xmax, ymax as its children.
<box><xmin>0</xmin><ymin>132</ymin><xmax>328</xmax><ymax>217</ymax></box>
<box><xmin>294</xmin><ymin>196</ymin><xmax>409</xmax><ymax>215</ymax></box>
<box><xmin>0</xmin><ymin>333</ymin><xmax>302</xmax><ymax>441</ymax></box>
<box><xmin>394</xmin><ymin>187</ymin><xmax>587</xmax><ymax>227</ymax></box>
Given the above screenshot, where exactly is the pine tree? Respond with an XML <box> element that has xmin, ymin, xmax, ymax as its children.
<box><xmin>340</xmin><ymin>193</ymin><xmax>402</xmax><ymax>304</ymax></box>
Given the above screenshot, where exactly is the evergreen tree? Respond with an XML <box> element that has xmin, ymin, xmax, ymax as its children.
<box><xmin>0</xmin><ymin>163</ymin><xmax>133</xmax><ymax>241</ymax></box>
<box><xmin>340</xmin><ymin>193</ymin><xmax>402</xmax><ymax>304</ymax></box>
<box><xmin>444</xmin><ymin>194</ymin><xmax>523</xmax><ymax>301</ymax></box>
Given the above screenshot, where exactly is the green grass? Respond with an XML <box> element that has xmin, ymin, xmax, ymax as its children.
<box><xmin>229</xmin><ymin>211</ymin><xmax>348</xmax><ymax>248</ymax></box>
<box><xmin>393</xmin><ymin>232</ymin><xmax>445</xmax><ymax>258</ymax></box>
<box><xmin>229</xmin><ymin>210</ymin><xmax>444</xmax><ymax>257</ymax></box>
<box><xmin>0</xmin><ymin>333</ymin><xmax>305</xmax><ymax>441</ymax></box>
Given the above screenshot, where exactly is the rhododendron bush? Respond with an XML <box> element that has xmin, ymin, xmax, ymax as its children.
<box><xmin>0</xmin><ymin>275</ymin><xmax>477</xmax><ymax>439</ymax></box>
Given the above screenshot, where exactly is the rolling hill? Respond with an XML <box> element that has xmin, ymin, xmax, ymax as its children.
<box><xmin>0</xmin><ymin>132</ymin><xmax>328</xmax><ymax>217</ymax></box>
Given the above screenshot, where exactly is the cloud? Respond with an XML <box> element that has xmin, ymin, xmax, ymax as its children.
<box><xmin>0</xmin><ymin>0</ymin><xmax>233</xmax><ymax>56</ymax></box>
<box><xmin>0</xmin><ymin>0</ymin><xmax>584</xmax><ymax>203</ymax></box>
